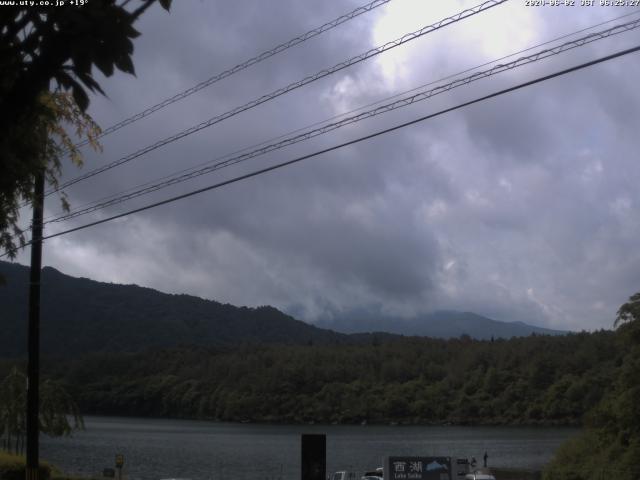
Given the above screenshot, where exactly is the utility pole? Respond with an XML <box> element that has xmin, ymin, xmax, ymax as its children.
<box><xmin>26</xmin><ymin>170</ymin><xmax>45</xmax><ymax>480</ymax></box>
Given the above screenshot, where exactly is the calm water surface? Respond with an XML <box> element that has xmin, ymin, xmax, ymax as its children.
<box><xmin>40</xmin><ymin>416</ymin><xmax>578</xmax><ymax>480</ymax></box>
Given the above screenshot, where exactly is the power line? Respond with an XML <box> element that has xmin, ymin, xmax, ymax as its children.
<box><xmin>5</xmin><ymin>43</ymin><xmax>638</xmax><ymax>258</ymax></box>
<box><xmin>43</xmin><ymin>16</ymin><xmax>640</xmax><ymax>225</ymax></box>
<box><xmin>45</xmin><ymin>0</ymin><xmax>507</xmax><ymax>197</ymax></box>
<box><xmin>41</xmin><ymin>8</ymin><xmax>640</xmax><ymax>224</ymax></box>
<box><xmin>74</xmin><ymin>0</ymin><xmax>392</xmax><ymax>148</ymax></box>
<box><xmin>22</xmin><ymin>8</ymin><xmax>640</xmax><ymax>231</ymax></box>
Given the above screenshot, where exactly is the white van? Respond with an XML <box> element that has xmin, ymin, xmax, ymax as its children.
<box><xmin>331</xmin><ymin>471</ymin><xmax>356</xmax><ymax>480</ymax></box>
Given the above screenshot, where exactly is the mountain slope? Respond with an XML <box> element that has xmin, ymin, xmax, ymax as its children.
<box><xmin>0</xmin><ymin>262</ymin><xmax>566</xmax><ymax>358</ymax></box>
<box><xmin>0</xmin><ymin>261</ymin><xmax>349</xmax><ymax>357</ymax></box>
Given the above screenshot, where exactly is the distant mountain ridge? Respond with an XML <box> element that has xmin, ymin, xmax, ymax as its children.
<box><xmin>0</xmin><ymin>261</ymin><xmax>566</xmax><ymax>357</ymax></box>
<box><xmin>317</xmin><ymin>309</ymin><xmax>566</xmax><ymax>340</ymax></box>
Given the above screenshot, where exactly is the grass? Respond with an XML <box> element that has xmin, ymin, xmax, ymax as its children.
<box><xmin>0</xmin><ymin>450</ymin><xmax>51</xmax><ymax>480</ymax></box>
<box><xmin>0</xmin><ymin>450</ymin><xmax>96</xmax><ymax>480</ymax></box>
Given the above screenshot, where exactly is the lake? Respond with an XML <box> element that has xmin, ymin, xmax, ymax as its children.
<box><xmin>40</xmin><ymin>416</ymin><xmax>578</xmax><ymax>480</ymax></box>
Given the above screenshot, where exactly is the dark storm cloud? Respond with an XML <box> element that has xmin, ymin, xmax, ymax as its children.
<box><xmin>13</xmin><ymin>0</ymin><xmax>640</xmax><ymax>332</ymax></box>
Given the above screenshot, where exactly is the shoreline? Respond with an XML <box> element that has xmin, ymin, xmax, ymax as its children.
<box><xmin>76</xmin><ymin>412</ymin><xmax>582</xmax><ymax>429</ymax></box>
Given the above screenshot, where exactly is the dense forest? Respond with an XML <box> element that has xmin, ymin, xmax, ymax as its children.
<box><xmin>0</xmin><ymin>328</ymin><xmax>618</xmax><ymax>426</ymax></box>
<box><xmin>544</xmin><ymin>319</ymin><xmax>640</xmax><ymax>479</ymax></box>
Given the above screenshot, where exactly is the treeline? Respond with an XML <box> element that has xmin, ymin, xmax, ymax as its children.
<box><xmin>543</xmin><ymin>320</ymin><xmax>640</xmax><ymax>479</ymax></box>
<box><xmin>2</xmin><ymin>329</ymin><xmax>622</xmax><ymax>426</ymax></box>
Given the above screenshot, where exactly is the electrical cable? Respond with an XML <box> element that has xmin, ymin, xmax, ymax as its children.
<box><xmin>73</xmin><ymin>0</ymin><xmax>392</xmax><ymax>148</ymax></box>
<box><xmin>44</xmin><ymin>0</ymin><xmax>507</xmax><ymax>197</ymax></box>
<box><xmin>43</xmin><ymin>16</ymin><xmax>640</xmax><ymax>225</ymax></box>
<box><xmin>39</xmin><ymin>8</ymin><xmax>640</xmax><ymax>224</ymax></box>
<box><xmin>4</xmin><ymin>43</ymin><xmax>638</xmax><ymax>258</ymax></box>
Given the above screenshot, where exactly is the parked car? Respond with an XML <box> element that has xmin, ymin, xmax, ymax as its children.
<box><xmin>465</xmin><ymin>470</ymin><xmax>496</xmax><ymax>480</ymax></box>
<box><xmin>331</xmin><ymin>471</ymin><xmax>355</xmax><ymax>480</ymax></box>
<box><xmin>362</xmin><ymin>467</ymin><xmax>383</xmax><ymax>479</ymax></box>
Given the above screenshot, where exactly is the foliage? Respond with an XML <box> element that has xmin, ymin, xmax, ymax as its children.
<box><xmin>615</xmin><ymin>291</ymin><xmax>640</xmax><ymax>327</ymax></box>
<box><xmin>29</xmin><ymin>329</ymin><xmax>619</xmax><ymax>427</ymax></box>
<box><xmin>0</xmin><ymin>0</ymin><xmax>171</xmax><ymax>258</ymax></box>
<box><xmin>40</xmin><ymin>379</ymin><xmax>84</xmax><ymax>437</ymax></box>
<box><xmin>0</xmin><ymin>368</ymin><xmax>84</xmax><ymax>455</ymax></box>
<box><xmin>544</xmin><ymin>318</ymin><xmax>640</xmax><ymax>480</ymax></box>
<box><xmin>0</xmin><ymin>92</ymin><xmax>101</xmax><ymax>258</ymax></box>
<box><xmin>0</xmin><ymin>451</ymin><xmax>51</xmax><ymax>480</ymax></box>
<box><xmin>0</xmin><ymin>368</ymin><xmax>25</xmax><ymax>454</ymax></box>
<box><xmin>0</xmin><ymin>0</ymin><xmax>172</xmax><ymax>119</ymax></box>
<box><xmin>0</xmin><ymin>450</ymin><xmax>96</xmax><ymax>480</ymax></box>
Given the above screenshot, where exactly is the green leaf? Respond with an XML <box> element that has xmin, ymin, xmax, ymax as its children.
<box><xmin>125</xmin><ymin>23</ymin><xmax>141</xmax><ymax>39</ymax></box>
<box><xmin>71</xmin><ymin>52</ymin><xmax>92</xmax><ymax>76</ymax></box>
<box><xmin>72</xmin><ymin>85</ymin><xmax>89</xmax><ymax>112</ymax></box>
<box><xmin>115</xmin><ymin>54</ymin><xmax>135</xmax><ymax>75</ymax></box>
<box><xmin>75</xmin><ymin>71</ymin><xmax>106</xmax><ymax>95</ymax></box>
<box><xmin>93</xmin><ymin>51</ymin><xmax>115</xmax><ymax>77</ymax></box>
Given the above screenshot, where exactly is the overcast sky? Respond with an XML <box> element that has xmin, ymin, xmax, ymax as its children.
<box><xmin>12</xmin><ymin>0</ymin><xmax>640</xmax><ymax>331</ymax></box>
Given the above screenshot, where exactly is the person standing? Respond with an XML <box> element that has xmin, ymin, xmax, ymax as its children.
<box><xmin>483</xmin><ymin>451</ymin><xmax>488</xmax><ymax>468</ymax></box>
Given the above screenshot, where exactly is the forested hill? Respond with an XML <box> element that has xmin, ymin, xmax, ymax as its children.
<box><xmin>1</xmin><ymin>261</ymin><xmax>564</xmax><ymax>357</ymax></box>
<box><xmin>9</xmin><ymin>328</ymin><xmax>617</xmax><ymax>426</ymax></box>
<box><xmin>0</xmin><ymin>261</ymin><xmax>350</xmax><ymax>357</ymax></box>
